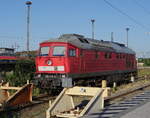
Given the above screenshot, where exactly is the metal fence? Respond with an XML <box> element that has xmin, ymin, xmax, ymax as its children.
<box><xmin>1</xmin><ymin>37</ymin><xmax>150</xmax><ymax>58</ymax></box>
<box><xmin>0</xmin><ymin>36</ymin><xmax>48</xmax><ymax>52</ymax></box>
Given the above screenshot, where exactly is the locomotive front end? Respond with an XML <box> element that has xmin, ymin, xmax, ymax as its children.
<box><xmin>35</xmin><ymin>42</ymin><xmax>70</xmax><ymax>89</ymax></box>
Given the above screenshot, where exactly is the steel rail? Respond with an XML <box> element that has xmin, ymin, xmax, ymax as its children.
<box><xmin>105</xmin><ymin>80</ymin><xmax>150</xmax><ymax>104</ymax></box>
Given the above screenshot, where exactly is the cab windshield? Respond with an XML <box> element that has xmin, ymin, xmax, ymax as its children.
<box><xmin>53</xmin><ymin>46</ymin><xmax>66</xmax><ymax>56</ymax></box>
<box><xmin>40</xmin><ymin>47</ymin><xmax>50</xmax><ymax>56</ymax></box>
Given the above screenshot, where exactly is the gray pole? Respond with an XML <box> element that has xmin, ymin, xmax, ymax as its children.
<box><xmin>91</xmin><ymin>19</ymin><xmax>95</xmax><ymax>39</ymax></box>
<box><xmin>111</xmin><ymin>32</ymin><xmax>114</xmax><ymax>42</ymax></box>
<box><xmin>126</xmin><ymin>28</ymin><xmax>129</xmax><ymax>47</ymax></box>
<box><xmin>26</xmin><ymin>1</ymin><xmax>32</xmax><ymax>53</ymax></box>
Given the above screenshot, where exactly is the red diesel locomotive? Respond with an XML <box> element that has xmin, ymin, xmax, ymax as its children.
<box><xmin>0</xmin><ymin>48</ymin><xmax>18</xmax><ymax>72</ymax></box>
<box><xmin>0</xmin><ymin>48</ymin><xmax>17</xmax><ymax>63</ymax></box>
<box><xmin>35</xmin><ymin>34</ymin><xmax>137</xmax><ymax>89</ymax></box>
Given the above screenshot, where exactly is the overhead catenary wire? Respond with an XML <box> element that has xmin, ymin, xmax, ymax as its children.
<box><xmin>103</xmin><ymin>0</ymin><xmax>150</xmax><ymax>31</ymax></box>
<box><xmin>134</xmin><ymin>0</ymin><xmax>150</xmax><ymax>16</ymax></box>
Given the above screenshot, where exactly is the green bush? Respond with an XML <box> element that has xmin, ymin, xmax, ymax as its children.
<box><xmin>5</xmin><ymin>59</ymin><xmax>35</xmax><ymax>86</ymax></box>
<box><xmin>138</xmin><ymin>58</ymin><xmax>150</xmax><ymax>66</ymax></box>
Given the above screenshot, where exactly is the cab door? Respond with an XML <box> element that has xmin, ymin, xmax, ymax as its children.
<box><xmin>79</xmin><ymin>49</ymin><xmax>85</xmax><ymax>73</ymax></box>
<box><xmin>68</xmin><ymin>47</ymin><xmax>78</xmax><ymax>73</ymax></box>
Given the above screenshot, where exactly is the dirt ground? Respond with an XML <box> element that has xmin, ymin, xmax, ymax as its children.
<box><xmin>19</xmin><ymin>103</ymin><xmax>48</xmax><ymax>118</ymax></box>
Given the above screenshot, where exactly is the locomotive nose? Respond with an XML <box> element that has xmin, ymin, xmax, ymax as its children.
<box><xmin>36</xmin><ymin>45</ymin><xmax>67</xmax><ymax>73</ymax></box>
<box><xmin>37</xmin><ymin>56</ymin><xmax>65</xmax><ymax>72</ymax></box>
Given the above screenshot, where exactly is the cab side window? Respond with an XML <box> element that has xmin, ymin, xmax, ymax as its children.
<box><xmin>69</xmin><ymin>49</ymin><xmax>76</xmax><ymax>56</ymax></box>
<box><xmin>105</xmin><ymin>53</ymin><xmax>111</xmax><ymax>59</ymax></box>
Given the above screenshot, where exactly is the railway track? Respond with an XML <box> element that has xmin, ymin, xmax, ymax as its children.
<box><xmin>96</xmin><ymin>90</ymin><xmax>150</xmax><ymax>118</ymax></box>
<box><xmin>105</xmin><ymin>80</ymin><xmax>150</xmax><ymax>104</ymax></box>
<box><xmin>82</xmin><ymin>78</ymin><xmax>150</xmax><ymax>118</ymax></box>
<box><xmin>84</xmin><ymin>76</ymin><xmax>150</xmax><ymax>118</ymax></box>
<box><xmin>17</xmin><ymin>95</ymin><xmax>56</xmax><ymax>111</ymax></box>
<box><xmin>0</xmin><ymin>94</ymin><xmax>55</xmax><ymax>113</ymax></box>
<box><xmin>84</xmin><ymin>90</ymin><xmax>150</xmax><ymax>118</ymax></box>
<box><xmin>1</xmin><ymin>75</ymin><xmax>150</xmax><ymax>118</ymax></box>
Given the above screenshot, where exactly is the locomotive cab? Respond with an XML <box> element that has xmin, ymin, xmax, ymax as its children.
<box><xmin>35</xmin><ymin>42</ymin><xmax>78</xmax><ymax>88</ymax></box>
<box><xmin>36</xmin><ymin>45</ymin><xmax>66</xmax><ymax>72</ymax></box>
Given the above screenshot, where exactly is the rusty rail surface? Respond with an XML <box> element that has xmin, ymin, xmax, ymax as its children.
<box><xmin>0</xmin><ymin>94</ymin><xmax>55</xmax><ymax>114</ymax></box>
<box><xmin>104</xmin><ymin>79</ymin><xmax>150</xmax><ymax>104</ymax></box>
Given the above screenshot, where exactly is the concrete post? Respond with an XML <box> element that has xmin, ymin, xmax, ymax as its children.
<box><xmin>113</xmin><ymin>82</ymin><xmax>117</xmax><ymax>91</ymax></box>
<box><xmin>102</xmin><ymin>80</ymin><xmax>107</xmax><ymax>88</ymax></box>
<box><xmin>131</xmin><ymin>76</ymin><xmax>135</xmax><ymax>82</ymax></box>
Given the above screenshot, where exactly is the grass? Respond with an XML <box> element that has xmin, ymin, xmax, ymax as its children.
<box><xmin>138</xmin><ymin>68</ymin><xmax>150</xmax><ymax>76</ymax></box>
<box><xmin>111</xmin><ymin>68</ymin><xmax>150</xmax><ymax>93</ymax></box>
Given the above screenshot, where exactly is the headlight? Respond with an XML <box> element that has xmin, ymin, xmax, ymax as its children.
<box><xmin>37</xmin><ymin>74</ymin><xmax>41</xmax><ymax>78</ymax></box>
<box><xmin>47</xmin><ymin>60</ymin><xmax>52</xmax><ymax>65</ymax></box>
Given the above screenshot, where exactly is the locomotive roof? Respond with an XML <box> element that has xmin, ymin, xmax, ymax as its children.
<box><xmin>43</xmin><ymin>34</ymin><xmax>135</xmax><ymax>54</ymax></box>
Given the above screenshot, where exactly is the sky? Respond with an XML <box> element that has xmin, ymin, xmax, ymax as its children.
<box><xmin>0</xmin><ymin>0</ymin><xmax>150</xmax><ymax>57</ymax></box>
